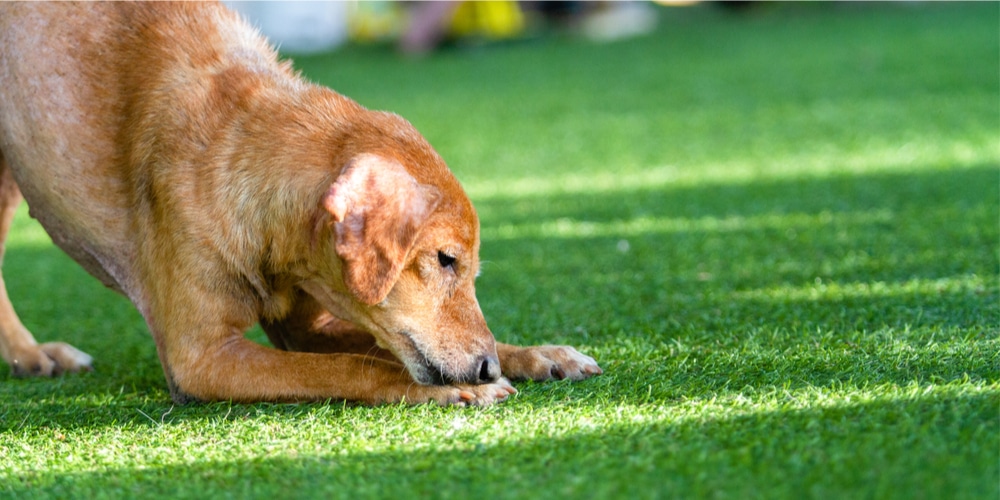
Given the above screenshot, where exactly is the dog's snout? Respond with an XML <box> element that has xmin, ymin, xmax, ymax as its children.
<box><xmin>477</xmin><ymin>355</ymin><xmax>501</xmax><ymax>383</ymax></box>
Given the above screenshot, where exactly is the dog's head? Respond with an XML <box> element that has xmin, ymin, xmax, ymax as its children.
<box><xmin>304</xmin><ymin>116</ymin><xmax>499</xmax><ymax>386</ymax></box>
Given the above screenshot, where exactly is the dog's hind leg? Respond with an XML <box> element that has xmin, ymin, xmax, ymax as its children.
<box><xmin>0</xmin><ymin>154</ymin><xmax>92</xmax><ymax>376</ymax></box>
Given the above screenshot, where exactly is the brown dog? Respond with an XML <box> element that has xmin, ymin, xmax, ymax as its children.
<box><xmin>0</xmin><ymin>2</ymin><xmax>601</xmax><ymax>406</ymax></box>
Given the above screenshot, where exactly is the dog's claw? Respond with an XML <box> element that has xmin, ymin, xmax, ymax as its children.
<box><xmin>416</xmin><ymin>377</ymin><xmax>515</xmax><ymax>407</ymax></box>
<box><xmin>461</xmin><ymin>376</ymin><xmax>515</xmax><ymax>406</ymax></box>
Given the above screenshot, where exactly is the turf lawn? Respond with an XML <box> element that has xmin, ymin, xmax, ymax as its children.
<box><xmin>1</xmin><ymin>3</ymin><xmax>997</xmax><ymax>498</ymax></box>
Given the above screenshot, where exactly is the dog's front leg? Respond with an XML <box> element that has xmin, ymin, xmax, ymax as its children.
<box><xmin>165</xmin><ymin>338</ymin><xmax>514</xmax><ymax>405</ymax></box>
<box><xmin>496</xmin><ymin>342</ymin><xmax>602</xmax><ymax>382</ymax></box>
<box><xmin>150</xmin><ymin>292</ymin><xmax>513</xmax><ymax>405</ymax></box>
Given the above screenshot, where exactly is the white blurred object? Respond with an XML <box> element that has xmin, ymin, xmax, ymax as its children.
<box><xmin>224</xmin><ymin>1</ymin><xmax>348</xmax><ymax>53</ymax></box>
<box><xmin>582</xmin><ymin>2</ymin><xmax>658</xmax><ymax>42</ymax></box>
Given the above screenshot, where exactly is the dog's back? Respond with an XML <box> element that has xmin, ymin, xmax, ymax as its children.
<box><xmin>0</xmin><ymin>2</ymin><xmax>294</xmax><ymax>300</ymax></box>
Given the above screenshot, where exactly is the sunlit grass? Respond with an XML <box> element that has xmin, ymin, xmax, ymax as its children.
<box><xmin>482</xmin><ymin>208</ymin><xmax>900</xmax><ymax>240</ymax></box>
<box><xmin>462</xmin><ymin>141</ymin><xmax>995</xmax><ymax>199</ymax></box>
<box><xmin>735</xmin><ymin>275</ymin><xmax>992</xmax><ymax>302</ymax></box>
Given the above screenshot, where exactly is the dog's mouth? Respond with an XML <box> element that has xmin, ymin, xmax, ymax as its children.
<box><xmin>398</xmin><ymin>330</ymin><xmax>447</xmax><ymax>385</ymax></box>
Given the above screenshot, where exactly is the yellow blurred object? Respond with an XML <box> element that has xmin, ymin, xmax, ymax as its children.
<box><xmin>349</xmin><ymin>1</ymin><xmax>404</xmax><ymax>42</ymax></box>
<box><xmin>449</xmin><ymin>1</ymin><xmax>525</xmax><ymax>40</ymax></box>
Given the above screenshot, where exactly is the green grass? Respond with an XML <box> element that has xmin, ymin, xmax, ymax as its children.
<box><xmin>2</xmin><ymin>3</ymin><xmax>997</xmax><ymax>498</ymax></box>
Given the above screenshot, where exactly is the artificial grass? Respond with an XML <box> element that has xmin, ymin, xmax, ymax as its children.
<box><xmin>1</xmin><ymin>3</ymin><xmax>997</xmax><ymax>498</ymax></box>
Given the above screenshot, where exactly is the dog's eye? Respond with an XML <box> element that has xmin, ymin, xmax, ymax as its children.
<box><xmin>438</xmin><ymin>251</ymin><xmax>456</xmax><ymax>269</ymax></box>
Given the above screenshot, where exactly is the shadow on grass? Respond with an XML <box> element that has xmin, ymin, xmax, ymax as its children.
<box><xmin>474</xmin><ymin>163</ymin><xmax>997</xmax><ymax>335</ymax></box>
<box><xmin>474</xmin><ymin>164</ymin><xmax>996</xmax><ymax>291</ymax></box>
<box><xmin>470</xmin><ymin>166</ymin><xmax>997</xmax><ymax>336</ymax></box>
<box><xmin>3</xmin><ymin>391</ymin><xmax>996</xmax><ymax>498</ymax></box>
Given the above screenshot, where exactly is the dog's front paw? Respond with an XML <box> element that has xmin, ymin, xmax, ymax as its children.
<box><xmin>39</xmin><ymin>342</ymin><xmax>94</xmax><ymax>375</ymax></box>
<box><xmin>403</xmin><ymin>377</ymin><xmax>517</xmax><ymax>407</ymax></box>
<box><xmin>450</xmin><ymin>377</ymin><xmax>518</xmax><ymax>407</ymax></box>
<box><xmin>8</xmin><ymin>342</ymin><xmax>93</xmax><ymax>377</ymax></box>
<box><xmin>501</xmin><ymin>344</ymin><xmax>602</xmax><ymax>382</ymax></box>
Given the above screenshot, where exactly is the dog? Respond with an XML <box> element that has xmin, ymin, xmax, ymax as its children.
<box><xmin>0</xmin><ymin>2</ymin><xmax>601</xmax><ymax>405</ymax></box>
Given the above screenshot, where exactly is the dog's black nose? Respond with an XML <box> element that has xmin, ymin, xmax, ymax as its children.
<box><xmin>477</xmin><ymin>355</ymin><xmax>501</xmax><ymax>383</ymax></box>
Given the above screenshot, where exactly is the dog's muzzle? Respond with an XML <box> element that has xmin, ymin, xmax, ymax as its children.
<box><xmin>402</xmin><ymin>331</ymin><xmax>500</xmax><ymax>385</ymax></box>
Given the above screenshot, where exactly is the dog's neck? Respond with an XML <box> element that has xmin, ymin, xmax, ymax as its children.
<box><xmin>209</xmin><ymin>85</ymin><xmax>362</xmax><ymax>315</ymax></box>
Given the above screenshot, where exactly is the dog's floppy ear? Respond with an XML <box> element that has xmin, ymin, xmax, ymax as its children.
<box><xmin>322</xmin><ymin>154</ymin><xmax>440</xmax><ymax>305</ymax></box>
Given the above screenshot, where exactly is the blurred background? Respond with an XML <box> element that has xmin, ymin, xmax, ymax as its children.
<box><xmin>224</xmin><ymin>1</ymin><xmax>732</xmax><ymax>54</ymax></box>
